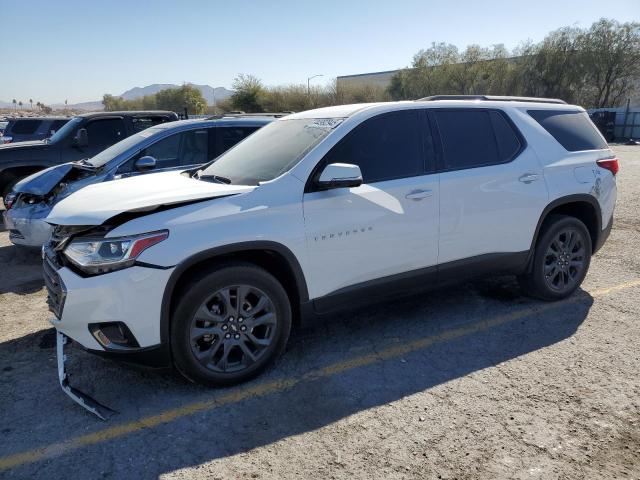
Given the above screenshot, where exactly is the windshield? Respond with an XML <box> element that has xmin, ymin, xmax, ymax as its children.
<box><xmin>48</xmin><ymin>117</ymin><xmax>82</xmax><ymax>144</ymax></box>
<box><xmin>86</xmin><ymin>126</ymin><xmax>164</xmax><ymax>167</ymax></box>
<box><xmin>199</xmin><ymin>118</ymin><xmax>339</xmax><ymax>185</ymax></box>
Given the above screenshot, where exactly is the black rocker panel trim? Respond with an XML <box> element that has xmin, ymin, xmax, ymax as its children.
<box><xmin>313</xmin><ymin>251</ymin><xmax>529</xmax><ymax>314</ymax></box>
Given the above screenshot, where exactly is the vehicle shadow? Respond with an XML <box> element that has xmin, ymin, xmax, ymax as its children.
<box><xmin>0</xmin><ymin>277</ymin><xmax>593</xmax><ymax>478</ymax></box>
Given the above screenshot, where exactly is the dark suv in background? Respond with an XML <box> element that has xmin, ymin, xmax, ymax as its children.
<box><xmin>0</xmin><ymin>110</ymin><xmax>178</xmax><ymax>198</ymax></box>
<box><xmin>1</xmin><ymin>117</ymin><xmax>70</xmax><ymax>144</ymax></box>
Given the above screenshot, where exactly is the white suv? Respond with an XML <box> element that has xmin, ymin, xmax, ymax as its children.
<box><xmin>44</xmin><ymin>96</ymin><xmax>617</xmax><ymax>393</ymax></box>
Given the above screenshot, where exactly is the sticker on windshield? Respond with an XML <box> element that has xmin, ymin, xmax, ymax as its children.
<box><xmin>306</xmin><ymin>118</ymin><xmax>344</xmax><ymax>129</ymax></box>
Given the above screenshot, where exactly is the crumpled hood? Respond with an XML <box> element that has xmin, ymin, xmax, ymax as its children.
<box><xmin>13</xmin><ymin>163</ymin><xmax>75</xmax><ymax>196</ymax></box>
<box><xmin>47</xmin><ymin>170</ymin><xmax>256</xmax><ymax>226</ymax></box>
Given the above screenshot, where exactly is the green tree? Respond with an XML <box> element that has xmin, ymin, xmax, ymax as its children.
<box><xmin>580</xmin><ymin>19</ymin><xmax>640</xmax><ymax>107</ymax></box>
<box><xmin>230</xmin><ymin>74</ymin><xmax>265</xmax><ymax>112</ymax></box>
<box><xmin>156</xmin><ymin>84</ymin><xmax>207</xmax><ymax>114</ymax></box>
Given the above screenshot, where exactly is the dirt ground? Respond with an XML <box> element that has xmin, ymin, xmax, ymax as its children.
<box><xmin>1</xmin><ymin>146</ymin><xmax>639</xmax><ymax>480</ymax></box>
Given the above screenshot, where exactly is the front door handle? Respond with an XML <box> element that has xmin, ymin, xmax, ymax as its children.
<box><xmin>519</xmin><ymin>173</ymin><xmax>540</xmax><ymax>184</ymax></box>
<box><xmin>405</xmin><ymin>189</ymin><xmax>433</xmax><ymax>201</ymax></box>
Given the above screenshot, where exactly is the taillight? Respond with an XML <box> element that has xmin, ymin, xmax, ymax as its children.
<box><xmin>597</xmin><ymin>158</ymin><xmax>619</xmax><ymax>176</ymax></box>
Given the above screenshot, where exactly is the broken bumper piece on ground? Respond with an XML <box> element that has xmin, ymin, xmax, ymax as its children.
<box><xmin>56</xmin><ymin>330</ymin><xmax>116</xmax><ymax>421</ymax></box>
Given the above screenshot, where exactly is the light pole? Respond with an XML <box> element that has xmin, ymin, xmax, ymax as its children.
<box><xmin>307</xmin><ymin>74</ymin><xmax>324</xmax><ymax>96</ymax></box>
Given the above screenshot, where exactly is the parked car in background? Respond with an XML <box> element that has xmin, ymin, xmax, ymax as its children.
<box><xmin>43</xmin><ymin>96</ymin><xmax>616</xmax><ymax>412</ymax></box>
<box><xmin>3</xmin><ymin>116</ymin><xmax>272</xmax><ymax>246</ymax></box>
<box><xmin>0</xmin><ymin>120</ymin><xmax>8</xmax><ymax>137</ymax></box>
<box><xmin>0</xmin><ymin>110</ymin><xmax>178</xmax><ymax>199</ymax></box>
<box><xmin>0</xmin><ymin>117</ymin><xmax>70</xmax><ymax>144</ymax></box>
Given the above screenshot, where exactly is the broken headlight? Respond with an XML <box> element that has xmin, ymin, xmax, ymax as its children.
<box><xmin>63</xmin><ymin>230</ymin><xmax>169</xmax><ymax>274</ymax></box>
<box><xmin>3</xmin><ymin>192</ymin><xmax>16</xmax><ymax>210</ymax></box>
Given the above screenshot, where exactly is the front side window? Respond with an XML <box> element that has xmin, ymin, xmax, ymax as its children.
<box><xmin>199</xmin><ymin>119</ymin><xmax>336</xmax><ymax>185</ymax></box>
<box><xmin>179</xmin><ymin>130</ymin><xmax>208</xmax><ymax>165</ymax></box>
<box><xmin>86</xmin><ymin>118</ymin><xmax>125</xmax><ymax>147</ymax></box>
<box><xmin>323</xmin><ymin>110</ymin><xmax>424</xmax><ymax>183</ymax></box>
<box><xmin>48</xmin><ymin>117</ymin><xmax>82</xmax><ymax>144</ymax></box>
<box><xmin>144</xmin><ymin>133</ymin><xmax>181</xmax><ymax>168</ymax></box>
<box><xmin>11</xmin><ymin>120</ymin><xmax>41</xmax><ymax>135</ymax></box>
<box><xmin>116</xmin><ymin>129</ymin><xmax>210</xmax><ymax>174</ymax></box>
<box><xmin>50</xmin><ymin>120</ymin><xmax>68</xmax><ymax>134</ymax></box>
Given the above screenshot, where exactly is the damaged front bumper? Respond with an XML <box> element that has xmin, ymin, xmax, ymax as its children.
<box><xmin>56</xmin><ymin>330</ymin><xmax>116</xmax><ymax>420</ymax></box>
<box><xmin>3</xmin><ymin>202</ymin><xmax>53</xmax><ymax>247</ymax></box>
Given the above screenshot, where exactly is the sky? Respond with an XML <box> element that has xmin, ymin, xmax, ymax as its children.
<box><xmin>1</xmin><ymin>0</ymin><xmax>638</xmax><ymax>104</ymax></box>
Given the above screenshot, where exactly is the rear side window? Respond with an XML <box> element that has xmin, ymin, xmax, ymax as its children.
<box><xmin>528</xmin><ymin>110</ymin><xmax>607</xmax><ymax>152</ymax></box>
<box><xmin>11</xmin><ymin>120</ymin><xmax>41</xmax><ymax>135</ymax></box>
<box><xmin>86</xmin><ymin>118</ymin><xmax>125</xmax><ymax>146</ymax></box>
<box><xmin>324</xmin><ymin>110</ymin><xmax>423</xmax><ymax>183</ymax></box>
<box><xmin>131</xmin><ymin>116</ymin><xmax>169</xmax><ymax>133</ymax></box>
<box><xmin>435</xmin><ymin>110</ymin><xmax>499</xmax><ymax>170</ymax></box>
<box><xmin>490</xmin><ymin>111</ymin><xmax>522</xmax><ymax>162</ymax></box>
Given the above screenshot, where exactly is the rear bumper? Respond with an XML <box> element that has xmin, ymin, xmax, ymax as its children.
<box><xmin>594</xmin><ymin>215</ymin><xmax>613</xmax><ymax>254</ymax></box>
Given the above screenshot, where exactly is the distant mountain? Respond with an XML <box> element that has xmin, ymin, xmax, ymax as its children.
<box><xmin>50</xmin><ymin>100</ymin><xmax>104</xmax><ymax>111</ymax></box>
<box><xmin>119</xmin><ymin>84</ymin><xmax>233</xmax><ymax>106</ymax></box>
<box><xmin>2</xmin><ymin>83</ymin><xmax>233</xmax><ymax>112</ymax></box>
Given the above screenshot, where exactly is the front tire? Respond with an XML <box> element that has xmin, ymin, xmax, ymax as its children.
<box><xmin>171</xmin><ymin>262</ymin><xmax>292</xmax><ymax>386</ymax></box>
<box><xmin>519</xmin><ymin>215</ymin><xmax>592</xmax><ymax>301</ymax></box>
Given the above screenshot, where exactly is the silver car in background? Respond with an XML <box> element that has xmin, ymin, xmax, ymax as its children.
<box><xmin>3</xmin><ymin>117</ymin><xmax>272</xmax><ymax>246</ymax></box>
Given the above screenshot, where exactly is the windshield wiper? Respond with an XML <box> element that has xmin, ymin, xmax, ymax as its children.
<box><xmin>197</xmin><ymin>173</ymin><xmax>232</xmax><ymax>184</ymax></box>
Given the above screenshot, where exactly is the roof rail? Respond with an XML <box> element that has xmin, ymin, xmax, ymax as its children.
<box><xmin>418</xmin><ymin>95</ymin><xmax>567</xmax><ymax>105</ymax></box>
<box><xmin>206</xmin><ymin>112</ymin><xmax>293</xmax><ymax>120</ymax></box>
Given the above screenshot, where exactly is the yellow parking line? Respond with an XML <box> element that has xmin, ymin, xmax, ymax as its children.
<box><xmin>1</xmin><ymin>278</ymin><xmax>639</xmax><ymax>472</ymax></box>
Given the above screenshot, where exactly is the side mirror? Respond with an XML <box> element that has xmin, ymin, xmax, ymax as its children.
<box><xmin>134</xmin><ymin>155</ymin><xmax>157</xmax><ymax>172</ymax></box>
<box><xmin>74</xmin><ymin>128</ymin><xmax>88</xmax><ymax>148</ymax></box>
<box><xmin>316</xmin><ymin>163</ymin><xmax>363</xmax><ymax>190</ymax></box>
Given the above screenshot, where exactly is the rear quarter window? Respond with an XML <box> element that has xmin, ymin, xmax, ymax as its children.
<box><xmin>528</xmin><ymin>110</ymin><xmax>607</xmax><ymax>152</ymax></box>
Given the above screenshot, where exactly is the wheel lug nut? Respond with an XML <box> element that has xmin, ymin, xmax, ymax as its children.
<box><xmin>229</xmin><ymin>317</ymin><xmax>234</xmax><ymax>322</ymax></box>
<box><xmin>222</xmin><ymin>325</ymin><xmax>228</xmax><ymax>330</ymax></box>
<box><xmin>241</xmin><ymin>325</ymin><xmax>247</xmax><ymax>331</ymax></box>
<box><xmin>225</xmin><ymin>333</ymin><xmax>231</xmax><ymax>339</ymax></box>
<box><xmin>234</xmin><ymin>334</ymin><xmax>241</xmax><ymax>339</ymax></box>
<box><xmin>238</xmin><ymin>317</ymin><xmax>243</xmax><ymax>323</ymax></box>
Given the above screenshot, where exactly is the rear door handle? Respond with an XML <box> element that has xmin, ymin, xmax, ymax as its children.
<box><xmin>405</xmin><ymin>189</ymin><xmax>433</xmax><ymax>200</ymax></box>
<box><xmin>519</xmin><ymin>173</ymin><xmax>540</xmax><ymax>184</ymax></box>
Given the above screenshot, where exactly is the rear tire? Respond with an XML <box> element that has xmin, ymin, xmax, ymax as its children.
<box><xmin>171</xmin><ymin>262</ymin><xmax>292</xmax><ymax>386</ymax></box>
<box><xmin>518</xmin><ymin>215</ymin><xmax>592</xmax><ymax>301</ymax></box>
